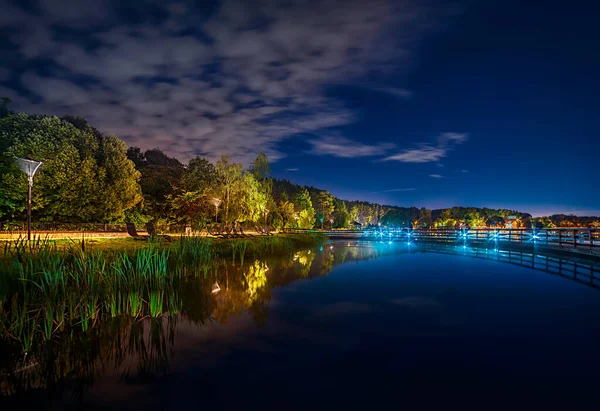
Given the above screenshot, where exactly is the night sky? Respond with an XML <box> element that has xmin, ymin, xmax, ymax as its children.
<box><xmin>0</xmin><ymin>0</ymin><xmax>598</xmax><ymax>216</ymax></box>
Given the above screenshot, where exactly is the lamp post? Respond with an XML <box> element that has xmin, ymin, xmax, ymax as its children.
<box><xmin>17</xmin><ymin>158</ymin><xmax>43</xmax><ymax>241</ymax></box>
<box><xmin>211</xmin><ymin>197</ymin><xmax>222</xmax><ymax>223</ymax></box>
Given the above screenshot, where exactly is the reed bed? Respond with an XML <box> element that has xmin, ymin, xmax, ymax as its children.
<box><xmin>0</xmin><ymin>233</ymin><xmax>326</xmax><ymax>354</ymax></box>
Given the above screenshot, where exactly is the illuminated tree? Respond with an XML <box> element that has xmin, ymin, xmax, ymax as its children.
<box><xmin>215</xmin><ymin>155</ymin><xmax>243</xmax><ymax>223</ymax></box>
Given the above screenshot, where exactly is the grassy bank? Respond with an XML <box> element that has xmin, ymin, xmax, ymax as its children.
<box><xmin>0</xmin><ymin>233</ymin><xmax>326</xmax><ymax>353</ymax></box>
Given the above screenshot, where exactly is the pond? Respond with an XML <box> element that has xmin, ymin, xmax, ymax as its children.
<box><xmin>2</xmin><ymin>240</ymin><xmax>600</xmax><ymax>408</ymax></box>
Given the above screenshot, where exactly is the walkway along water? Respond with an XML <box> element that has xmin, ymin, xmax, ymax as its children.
<box><xmin>284</xmin><ymin>227</ymin><xmax>600</xmax><ymax>258</ymax></box>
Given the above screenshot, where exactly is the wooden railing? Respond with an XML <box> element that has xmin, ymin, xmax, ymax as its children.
<box><xmin>284</xmin><ymin>228</ymin><xmax>600</xmax><ymax>251</ymax></box>
<box><xmin>415</xmin><ymin>242</ymin><xmax>600</xmax><ymax>289</ymax></box>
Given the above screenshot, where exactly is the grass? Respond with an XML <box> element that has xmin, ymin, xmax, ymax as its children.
<box><xmin>0</xmin><ymin>232</ymin><xmax>326</xmax><ymax>355</ymax></box>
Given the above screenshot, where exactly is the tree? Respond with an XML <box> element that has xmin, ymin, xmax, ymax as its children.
<box><xmin>127</xmin><ymin>147</ymin><xmax>184</xmax><ymax>221</ymax></box>
<box><xmin>168</xmin><ymin>190</ymin><xmax>212</xmax><ymax>227</ymax></box>
<box><xmin>294</xmin><ymin>188</ymin><xmax>316</xmax><ymax>229</ymax></box>
<box><xmin>332</xmin><ymin>199</ymin><xmax>349</xmax><ymax>229</ymax></box>
<box><xmin>102</xmin><ymin>136</ymin><xmax>143</xmax><ymax>220</ymax></box>
<box><xmin>215</xmin><ymin>156</ymin><xmax>243</xmax><ymax>223</ymax></box>
<box><xmin>250</xmin><ymin>152</ymin><xmax>270</xmax><ymax>182</ymax></box>
<box><xmin>182</xmin><ymin>157</ymin><xmax>217</xmax><ymax>193</ymax></box>
<box><xmin>349</xmin><ymin>205</ymin><xmax>359</xmax><ymax>223</ymax></box>
<box><xmin>294</xmin><ymin>188</ymin><xmax>313</xmax><ymax>211</ymax></box>
<box><xmin>278</xmin><ymin>200</ymin><xmax>296</xmax><ymax>228</ymax></box>
<box><xmin>315</xmin><ymin>190</ymin><xmax>334</xmax><ymax>229</ymax></box>
<box><xmin>0</xmin><ymin>114</ymin><xmax>142</xmax><ymax>222</ymax></box>
<box><xmin>297</xmin><ymin>208</ymin><xmax>316</xmax><ymax>229</ymax></box>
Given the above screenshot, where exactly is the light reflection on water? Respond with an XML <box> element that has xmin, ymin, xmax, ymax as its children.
<box><xmin>2</xmin><ymin>241</ymin><xmax>600</xmax><ymax>408</ymax></box>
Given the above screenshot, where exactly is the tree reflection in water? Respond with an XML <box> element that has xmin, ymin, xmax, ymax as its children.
<box><xmin>1</xmin><ymin>241</ymin><xmax>598</xmax><ymax>399</ymax></box>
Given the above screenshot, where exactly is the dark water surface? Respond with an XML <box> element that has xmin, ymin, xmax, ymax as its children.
<box><xmin>2</xmin><ymin>241</ymin><xmax>600</xmax><ymax>409</ymax></box>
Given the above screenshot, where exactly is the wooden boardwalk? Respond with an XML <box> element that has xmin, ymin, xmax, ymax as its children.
<box><xmin>285</xmin><ymin>227</ymin><xmax>600</xmax><ymax>256</ymax></box>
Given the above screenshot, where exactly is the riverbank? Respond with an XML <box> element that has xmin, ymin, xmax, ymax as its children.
<box><xmin>0</xmin><ymin>233</ymin><xmax>327</xmax><ymax>354</ymax></box>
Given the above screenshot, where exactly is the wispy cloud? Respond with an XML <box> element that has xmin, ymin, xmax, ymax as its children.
<box><xmin>369</xmin><ymin>86</ymin><xmax>413</xmax><ymax>99</ymax></box>
<box><xmin>429</xmin><ymin>174</ymin><xmax>443</xmax><ymax>178</ymax></box>
<box><xmin>383</xmin><ymin>132</ymin><xmax>469</xmax><ymax>163</ymax></box>
<box><xmin>461</xmin><ymin>169</ymin><xmax>468</xmax><ymax>173</ymax></box>
<box><xmin>1</xmin><ymin>0</ymin><xmax>438</xmax><ymax>164</ymax></box>
<box><xmin>382</xmin><ymin>188</ymin><xmax>416</xmax><ymax>192</ymax></box>
<box><xmin>309</xmin><ymin>136</ymin><xmax>395</xmax><ymax>158</ymax></box>
<box><xmin>286</xmin><ymin>168</ymin><xmax>299</xmax><ymax>172</ymax></box>
<box><xmin>384</xmin><ymin>146</ymin><xmax>446</xmax><ymax>163</ymax></box>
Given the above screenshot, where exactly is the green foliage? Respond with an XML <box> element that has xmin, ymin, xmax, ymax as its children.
<box><xmin>215</xmin><ymin>155</ymin><xmax>243</xmax><ymax>223</ymax></box>
<box><xmin>278</xmin><ymin>200</ymin><xmax>296</xmax><ymax>228</ymax></box>
<box><xmin>127</xmin><ymin>147</ymin><xmax>184</xmax><ymax>221</ymax></box>
<box><xmin>181</xmin><ymin>157</ymin><xmax>217</xmax><ymax>192</ymax></box>
<box><xmin>0</xmin><ymin>114</ymin><xmax>142</xmax><ymax>221</ymax></box>
<box><xmin>298</xmin><ymin>208</ymin><xmax>316</xmax><ymax>229</ymax></box>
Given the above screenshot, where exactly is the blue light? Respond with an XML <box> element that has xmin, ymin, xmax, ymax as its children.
<box><xmin>407</xmin><ymin>242</ymin><xmax>412</xmax><ymax>246</ymax></box>
<box><xmin>533</xmin><ymin>235</ymin><xmax>539</xmax><ymax>240</ymax></box>
<box><xmin>388</xmin><ymin>241</ymin><xmax>392</xmax><ymax>245</ymax></box>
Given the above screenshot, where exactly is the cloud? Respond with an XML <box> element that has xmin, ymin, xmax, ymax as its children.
<box><xmin>461</xmin><ymin>169</ymin><xmax>468</xmax><ymax>173</ymax></box>
<box><xmin>429</xmin><ymin>174</ymin><xmax>443</xmax><ymax>178</ymax></box>
<box><xmin>382</xmin><ymin>188</ymin><xmax>416</xmax><ymax>192</ymax></box>
<box><xmin>384</xmin><ymin>146</ymin><xmax>446</xmax><ymax>163</ymax></box>
<box><xmin>309</xmin><ymin>136</ymin><xmax>395</xmax><ymax>158</ymax></box>
<box><xmin>286</xmin><ymin>168</ymin><xmax>299</xmax><ymax>171</ymax></box>
<box><xmin>383</xmin><ymin>132</ymin><xmax>468</xmax><ymax>163</ymax></box>
<box><xmin>370</xmin><ymin>86</ymin><xmax>413</xmax><ymax>99</ymax></box>
<box><xmin>0</xmin><ymin>68</ymin><xmax>10</xmax><ymax>82</ymax></box>
<box><xmin>1</xmin><ymin>0</ymin><xmax>439</xmax><ymax>164</ymax></box>
<box><xmin>437</xmin><ymin>132</ymin><xmax>468</xmax><ymax>144</ymax></box>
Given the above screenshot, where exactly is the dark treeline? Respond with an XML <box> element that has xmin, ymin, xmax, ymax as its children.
<box><xmin>1</xmin><ymin>111</ymin><xmax>598</xmax><ymax>229</ymax></box>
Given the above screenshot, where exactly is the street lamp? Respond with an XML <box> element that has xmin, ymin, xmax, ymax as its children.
<box><xmin>211</xmin><ymin>197</ymin><xmax>221</xmax><ymax>223</ymax></box>
<box><xmin>17</xmin><ymin>158</ymin><xmax>43</xmax><ymax>241</ymax></box>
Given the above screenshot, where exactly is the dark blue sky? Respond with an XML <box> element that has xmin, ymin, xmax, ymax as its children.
<box><xmin>0</xmin><ymin>0</ymin><xmax>598</xmax><ymax>216</ymax></box>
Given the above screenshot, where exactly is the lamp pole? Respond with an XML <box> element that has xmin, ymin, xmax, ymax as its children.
<box><xmin>17</xmin><ymin>158</ymin><xmax>43</xmax><ymax>241</ymax></box>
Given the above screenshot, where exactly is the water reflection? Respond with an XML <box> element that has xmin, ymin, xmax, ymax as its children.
<box><xmin>1</xmin><ymin>240</ymin><xmax>599</xmax><ymax>401</ymax></box>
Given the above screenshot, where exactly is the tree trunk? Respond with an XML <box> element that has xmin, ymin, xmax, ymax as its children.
<box><xmin>225</xmin><ymin>187</ymin><xmax>230</xmax><ymax>223</ymax></box>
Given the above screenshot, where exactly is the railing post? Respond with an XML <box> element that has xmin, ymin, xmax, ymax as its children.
<box><xmin>591</xmin><ymin>229</ymin><xmax>594</xmax><ymax>249</ymax></box>
<box><xmin>546</xmin><ymin>229</ymin><xmax>549</xmax><ymax>245</ymax></box>
<box><xmin>558</xmin><ymin>230</ymin><xmax>562</xmax><ymax>246</ymax></box>
<box><xmin>573</xmin><ymin>229</ymin><xmax>577</xmax><ymax>248</ymax></box>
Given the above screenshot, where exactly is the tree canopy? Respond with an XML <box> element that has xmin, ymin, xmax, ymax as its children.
<box><xmin>1</xmin><ymin>109</ymin><xmax>598</xmax><ymax>229</ymax></box>
<box><xmin>0</xmin><ymin>114</ymin><xmax>142</xmax><ymax>222</ymax></box>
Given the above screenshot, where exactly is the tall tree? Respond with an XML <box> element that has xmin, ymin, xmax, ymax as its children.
<box><xmin>127</xmin><ymin>147</ymin><xmax>184</xmax><ymax>221</ymax></box>
<box><xmin>215</xmin><ymin>155</ymin><xmax>243</xmax><ymax>223</ymax></box>
<box><xmin>182</xmin><ymin>157</ymin><xmax>218</xmax><ymax>193</ymax></box>
<box><xmin>294</xmin><ymin>188</ymin><xmax>315</xmax><ymax>229</ymax></box>
<box><xmin>315</xmin><ymin>190</ymin><xmax>335</xmax><ymax>229</ymax></box>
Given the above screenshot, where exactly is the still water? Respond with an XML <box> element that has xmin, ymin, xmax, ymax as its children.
<box><xmin>2</xmin><ymin>241</ymin><xmax>600</xmax><ymax>409</ymax></box>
